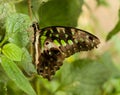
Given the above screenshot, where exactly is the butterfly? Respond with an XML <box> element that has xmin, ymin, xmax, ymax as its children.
<box><xmin>32</xmin><ymin>22</ymin><xmax>100</xmax><ymax>80</ymax></box>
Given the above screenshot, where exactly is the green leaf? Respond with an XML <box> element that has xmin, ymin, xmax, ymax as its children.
<box><xmin>56</xmin><ymin>53</ymin><xmax>119</xmax><ymax>95</ymax></box>
<box><xmin>15</xmin><ymin>0</ymin><xmax>28</xmax><ymax>15</ymax></box>
<box><xmin>0</xmin><ymin>2</ymin><xmax>15</xmax><ymax>21</ymax></box>
<box><xmin>5</xmin><ymin>13</ymin><xmax>30</xmax><ymax>47</ymax></box>
<box><xmin>106</xmin><ymin>20</ymin><xmax>120</xmax><ymax>41</ymax></box>
<box><xmin>2</xmin><ymin>43</ymin><xmax>22</xmax><ymax>61</ymax></box>
<box><xmin>19</xmin><ymin>48</ymin><xmax>36</xmax><ymax>75</ymax></box>
<box><xmin>103</xmin><ymin>77</ymin><xmax>120</xmax><ymax>94</ymax></box>
<box><xmin>1</xmin><ymin>56</ymin><xmax>36</xmax><ymax>95</ymax></box>
<box><xmin>106</xmin><ymin>9</ymin><xmax>120</xmax><ymax>41</ymax></box>
<box><xmin>0</xmin><ymin>81</ymin><xmax>7</xmax><ymax>95</ymax></box>
<box><xmin>6</xmin><ymin>13</ymin><xmax>31</xmax><ymax>34</ymax></box>
<box><xmin>96</xmin><ymin>0</ymin><xmax>108</xmax><ymax>6</ymax></box>
<box><xmin>15</xmin><ymin>0</ymin><xmax>45</xmax><ymax>15</ymax></box>
<box><xmin>38</xmin><ymin>0</ymin><xmax>84</xmax><ymax>28</ymax></box>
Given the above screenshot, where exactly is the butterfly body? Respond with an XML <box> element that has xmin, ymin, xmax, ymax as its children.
<box><xmin>32</xmin><ymin>23</ymin><xmax>100</xmax><ymax>80</ymax></box>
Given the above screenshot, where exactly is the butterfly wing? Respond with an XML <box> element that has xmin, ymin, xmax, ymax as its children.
<box><xmin>35</xmin><ymin>26</ymin><xmax>100</xmax><ymax>80</ymax></box>
<box><xmin>32</xmin><ymin>23</ymin><xmax>100</xmax><ymax>80</ymax></box>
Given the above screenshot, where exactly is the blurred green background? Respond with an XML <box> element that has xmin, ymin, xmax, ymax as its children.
<box><xmin>0</xmin><ymin>0</ymin><xmax>120</xmax><ymax>95</ymax></box>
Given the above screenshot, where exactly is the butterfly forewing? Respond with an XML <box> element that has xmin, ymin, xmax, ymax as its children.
<box><xmin>40</xmin><ymin>26</ymin><xmax>100</xmax><ymax>57</ymax></box>
<box><xmin>32</xmin><ymin>23</ymin><xmax>100</xmax><ymax>80</ymax></box>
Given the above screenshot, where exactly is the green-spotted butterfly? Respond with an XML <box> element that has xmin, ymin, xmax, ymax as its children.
<box><xmin>32</xmin><ymin>22</ymin><xmax>100</xmax><ymax>80</ymax></box>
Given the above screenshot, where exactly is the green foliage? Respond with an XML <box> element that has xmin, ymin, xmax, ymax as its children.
<box><xmin>0</xmin><ymin>1</ymin><xmax>15</xmax><ymax>22</ymax></box>
<box><xmin>103</xmin><ymin>77</ymin><xmax>120</xmax><ymax>95</ymax></box>
<box><xmin>1</xmin><ymin>56</ymin><xmax>36</xmax><ymax>95</ymax></box>
<box><xmin>29</xmin><ymin>53</ymin><xmax>119</xmax><ymax>95</ymax></box>
<box><xmin>96</xmin><ymin>0</ymin><xmax>108</xmax><ymax>6</ymax></box>
<box><xmin>106</xmin><ymin>9</ymin><xmax>120</xmax><ymax>41</ymax></box>
<box><xmin>20</xmin><ymin>48</ymin><xmax>36</xmax><ymax>75</ymax></box>
<box><xmin>15</xmin><ymin>0</ymin><xmax>84</xmax><ymax>28</ymax></box>
<box><xmin>38</xmin><ymin>0</ymin><xmax>84</xmax><ymax>28</ymax></box>
<box><xmin>56</xmin><ymin>53</ymin><xmax>119</xmax><ymax>95</ymax></box>
<box><xmin>0</xmin><ymin>0</ymin><xmax>120</xmax><ymax>95</ymax></box>
<box><xmin>5</xmin><ymin>13</ymin><xmax>31</xmax><ymax>47</ymax></box>
<box><xmin>2</xmin><ymin>43</ymin><xmax>22</xmax><ymax>61</ymax></box>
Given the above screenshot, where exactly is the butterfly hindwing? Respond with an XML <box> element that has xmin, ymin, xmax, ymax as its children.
<box><xmin>32</xmin><ymin>23</ymin><xmax>100</xmax><ymax>80</ymax></box>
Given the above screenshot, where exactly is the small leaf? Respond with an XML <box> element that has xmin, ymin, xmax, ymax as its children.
<box><xmin>19</xmin><ymin>48</ymin><xmax>36</xmax><ymax>75</ymax></box>
<box><xmin>2</xmin><ymin>43</ymin><xmax>22</xmax><ymax>61</ymax></box>
<box><xmin>96</xmin><ymin>0</ymin><xmax>108</xmax><ymax>6</ymax></box>
<box><xmin>106</xmin><ymin>20</ymin><xmax>120</xmax><ymax>41</ymax></box>
<box><xmin>1</xmin><ymin>56</ymin><xmax>36</xmax><ymax>95</ymax></box>
<box><xmin>106</xmin><ymin>9</ymin><xmax>120</xmax><ymax>41</ymax></box>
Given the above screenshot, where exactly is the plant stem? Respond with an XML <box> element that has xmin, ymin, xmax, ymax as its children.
<box><xmin>28</xmin><ymin>0</ymin><xmax>32</xmax><ymax>20</ymax></box>
<box><xmin>0</xmin><ymin>36</ymin><xmax>8</xmax><ymax>47</ymax></box>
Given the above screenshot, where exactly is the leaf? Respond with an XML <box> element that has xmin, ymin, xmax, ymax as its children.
<box><xmin>15</xmin><ymin>0</ymin><xmax>28</xmax><ymax>15</ymax></box>
<box><xmin>56</xmin><ymin>53</ymin><xmax>119</xmax><ymax>95</ymax></box>
<box><xmin>0</xmin><ymin>2</ymin><xmax>15</xmax><ymax>21</ymax></box>
<box><xmin>6</xmin><ymin>13</ymin><xmax>31</xmax><ymax>34</ymax></box>
<box><xmin>38</xmin><ymin>0</ymin><xmax>84</xmax><ymax>28</ymax></box>
<box><xmin>5</xmin><ymin>13</ymin><xmax>30</xmax><ymax>47</ymax></box>
<box><xmin>19</xmin><ymin>48</ymin><xmax>36</xmax><ymax>75</ymax></box>
<box><xmin>103</xmin><ymin>77</ymin><xmax>120</xmax><ymax>94</ymax></box>
<box><xmin>1</xmin><ymin>56</ymin><xmax>36</xmax><ymax>95</ymax></box>
<box><xmin>106</xmin><ymin>9</ymin><xmax>120</xmax><ymax>41</ymax></box>
<box><xmin>96</xmin><ymin>0</ymin><xmax>109</xmax><ymax>6</ymax></box>
<box><xmin>9</xmin><ymin>30</ymin><xmax>29</xmax><ymax>47</ymax></box>
<box><xmin>2</xmin><ymin>43</ymin><xmax>22</xmax><ymax>61</ymax></box>
<box><xmin>15</xmin><ymin>0</ymin><xmax>45</xmax><ymax>15</ymax></box>
<box><xmin>106</xmin><ymin>20</ymin><xmax>120</xmax><ymax>41</ymax></box>
<box><xmin>0</xmin><ymin>81</ymin><xmax>7</xmax><ymax>95</ymax></box>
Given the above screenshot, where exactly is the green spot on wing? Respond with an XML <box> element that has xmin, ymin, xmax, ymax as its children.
<box><xmin>71</xmin><ymin>30</ymin><xmax>75</xmax><ymax>35</ymax></box>
<box><xmin>43</xmin><ymin>30</ymin><xmax>47</xmax><ymax>36</ymax></box>
<box><xmin>55</xmin><ymin>34</ymin><xmax>59</xmax><ymax>37</ymax></box>
<box><xmin>74</xmin><ymin>39</ymin><xmax>78</xmax><ymax>43</ymax></box>
<box><xmin>49</xmin><ymin>33</ymin><xmax>52</xmax><ymax>37</ymax></box>
<box><xmin>61</xmin><ymin>40</ymin><xmax>67</xmax><ymax>46</ymax></box>
<box><xmin>68</xmin><ymin>40</ymin><xmax>73</xmax><ymax>45</ymax></box>
<box><xmin>53</xmin><ymin>40</ymin><xmax>60</xmax><ymax>46</ymax></box>
<box><xmin>41</xmin><ymin>36</ymin><xmax>47</xmax><ymax>47</ymax></box>
<box><xmin>65</xmin><ymin>34</ymin><xmax>68</xmax><ymax>38</ymax></box>
<box><xmin>79</xmin><ymin>38</ymin><xmax>84</xmax><ymax>42</ymax></box>
<box><xmin>50</xmin><ymin>29</ymin><xmax>54</xmax><ymax>33</ymax></box>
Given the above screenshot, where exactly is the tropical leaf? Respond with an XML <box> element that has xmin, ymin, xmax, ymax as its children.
<box><xmin>5</xmin><ymin>13</ymin><xmax>31</xmax><ymax>47</ymax></box>
<box><xmin>2</xmin><ymin>43</ymin><xmax>22</xmax><ymax>61</ymax></box>
<box><xmin>1</xmin><ymin>56</ymin><xmax>36</xmax><ymax>95</ymax></box>
<box><xmin>106</xmin><ymin>9</ymin><xmax>120</xmax><ymax>41</ymax></box>
<box><xmin>38</xmin><ymin>0</ymin><xmax>84</xmax><ymax>28</ymax></box>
